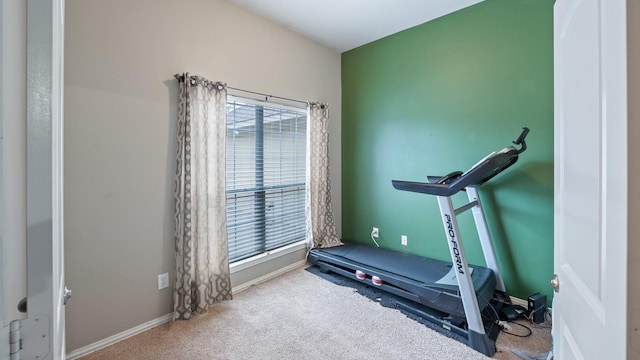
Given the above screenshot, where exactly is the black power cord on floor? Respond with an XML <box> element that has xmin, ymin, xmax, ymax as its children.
<box><xmin>500</xmin><ymin>320</ymin><xmax>533</xmax><ymax>337</ymax></box>
<box><xmin>479</xmin><ymin>299</ymin><xmax>535</xmax><ymax>338</ymax></box>
<box><xmin>500</xmin><ymin>304</ymin><xmax>555</xmax><ymax>338</ymax></box>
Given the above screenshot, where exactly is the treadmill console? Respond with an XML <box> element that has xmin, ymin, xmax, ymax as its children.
<box><xmin>392</xmin><ymin>127</ymin><xmax>529</xmax><ymax>196</ymax></box>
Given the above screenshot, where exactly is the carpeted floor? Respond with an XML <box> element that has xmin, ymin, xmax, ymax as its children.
<box><xmin>304</xmin><ymin>265</ymin><xmax>553</xmax><ymax>360</ymax></box>
<box><xmin>79</xmin><ymin>265</ymin><xmax>552</xmax><ymax>360</ymax></box>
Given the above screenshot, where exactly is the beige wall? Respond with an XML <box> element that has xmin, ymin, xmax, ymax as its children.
<box><xmin>64</xmin><ymin>0</ymin><xmax>341</xmax><ymax>352</ymax></box>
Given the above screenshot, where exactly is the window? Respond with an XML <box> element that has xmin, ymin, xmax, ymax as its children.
<box><xmin>226</xmin><ymin>97</ymin><xmax>307</xmax><ymax>263</ymax></box>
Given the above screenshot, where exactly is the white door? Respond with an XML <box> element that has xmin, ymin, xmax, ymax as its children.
<box><xmin>1</xmin><ymin>0</ymin><xmax>66</xmax><ymax>359</ymax></box>
<box><xmin>553</xmin><ymin>0</ymin><xmax>627</xmax><ymax>358</ymax></box>
<box><xmin>26</xmin><ymin>0</ymin><xmax>67</xmax><ymax>358</ymax></box>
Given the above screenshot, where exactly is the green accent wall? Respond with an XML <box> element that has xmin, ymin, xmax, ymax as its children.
<box><xmin>341</xmin><ymin>0</ymin><xmax>554</xmax><ymax>303</ymax></box>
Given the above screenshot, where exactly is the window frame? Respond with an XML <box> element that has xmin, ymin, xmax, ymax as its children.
<box><xmin>225</xmin><ymin>95</ymin><xmax>308</xmax><ymax>267</ymax></box>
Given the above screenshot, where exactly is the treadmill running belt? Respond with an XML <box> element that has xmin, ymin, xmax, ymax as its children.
<box><xmin>308</xmin><ymin>241</ymin><xmax>496</xmax><ymax>319</ymax></box>
<box><xmin>320</xmin><ymin>242</ymin><xmax>466</xmax><ymax>284</ymax></box>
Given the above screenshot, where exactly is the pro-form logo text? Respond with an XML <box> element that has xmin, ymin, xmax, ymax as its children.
<box><xmin>445</xmin><ymin>214</ymin><xmax>464</xmax><ymax>274</ymax></box>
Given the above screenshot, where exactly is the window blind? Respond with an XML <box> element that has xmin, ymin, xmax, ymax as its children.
<box><xmin>226</xmin><ymin>98</ymin><xmax>307</xmax><ymax>263</ymax></box>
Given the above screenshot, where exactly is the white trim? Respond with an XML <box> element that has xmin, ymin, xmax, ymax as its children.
<box><xmin>230</xmin><ymin>240</ymin><xmax>307</xmax><ymax>273</ymax></box>
<box><xmin>65</xmin><ymin>313</ymin><xmax>174</xmax><ymax>360</ymax></box>
<box><xmin>510</xmin><ymin>296</ymin><xmax>528</xmax><ymax>309</ymax></box>
<box><xmin>52</xmin><ymin>1</ymin><xmax>66</xmax><ymax>358</ymax></box>
<box><xmin>65</xmin><ymin>260</ymin><xmax>308</xmax><ymax>359</ymax></box>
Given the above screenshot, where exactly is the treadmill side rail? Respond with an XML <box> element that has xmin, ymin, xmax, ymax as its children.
<box><xmin>467</xmin><ymin>186</ymin><xmax>507</xmax><ymax>293</ymax></box>
<box><xmin>436</xmin><ymin>195</ymin><xmax>487</xmax><ymax>339</ymax></box>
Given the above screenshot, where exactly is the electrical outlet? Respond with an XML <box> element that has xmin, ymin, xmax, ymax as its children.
<box><xmin>372</xmin><ymin>227</ymin><xmax>379</xmax><ymax>238</ymax></box>
<box><xmin>401</xmin><ymin>235</ymin><xmax>408</xmax><ymax>246</ymax></box>
<box><xmin>158</xmin><ymin>273</ymin><xmax>169</xmax><ymax>290</ymax></box>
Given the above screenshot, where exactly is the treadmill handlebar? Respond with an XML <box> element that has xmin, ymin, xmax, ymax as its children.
<box><xmin>392</xmin><ymin>128</ymin><xmax>529</xmax><ymax>197</ymax></box>
<box><xmin>513</xmin><ymin>127</ymin><xmax>529</xmax><ymax>154</ymax></box>
<box><xmin>392</xmin><ymin>179</ymin><xmax>454</xmax><ymax>197</ymax></box>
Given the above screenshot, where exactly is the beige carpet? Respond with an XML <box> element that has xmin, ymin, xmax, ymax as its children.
<box><xmin>80</xmin><ymin>266</ymin><xmax>551</xmax><ymax>360</ymax></box>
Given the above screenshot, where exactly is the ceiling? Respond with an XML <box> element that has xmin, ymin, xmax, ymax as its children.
<box><xmin>227</xmin><ymin>0</ymin><xmax>484</xmax><ymax>53</ymax></box>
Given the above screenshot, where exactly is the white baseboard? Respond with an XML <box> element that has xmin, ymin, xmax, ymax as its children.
<box><xmin>511</xmin><ymin>296</ymin><xmax>528</xmax><ymax>308</ymax></box>
<box><xmin>65</xmin><ymin>260</ymin><xmax>308</xmax><ymax>359</ymax></box>
<box><xmin>66</xmin><ymin>313</ymin><xmax>174</xmax><ymax>360</ymax></box>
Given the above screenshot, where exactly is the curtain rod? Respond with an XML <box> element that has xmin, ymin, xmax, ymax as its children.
<box><xmin>227</xmin><ymin>86</ymin><xmax>308</xmax><ymax>106</ymax></box>
<box><xmin>174</xmin><ymin>74</ymin><xmax>310</xmax><ymax>106</ymax></box>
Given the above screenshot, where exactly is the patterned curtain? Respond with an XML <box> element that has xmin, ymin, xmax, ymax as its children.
<box><xmin>173</xmin><ymin>74</ymin><xmax>232</xmax><ymax>320</ymax></box>
<box><xmin>306</xmin><ymin>102</ymin><xmax>342</xmax><ymax>248</ymax></box>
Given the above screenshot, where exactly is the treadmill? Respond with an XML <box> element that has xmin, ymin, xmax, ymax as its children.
<box><xmin>307</xmin><ymin>128</ymin><xmax>529</xmax><ymax>356</ymax></box>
